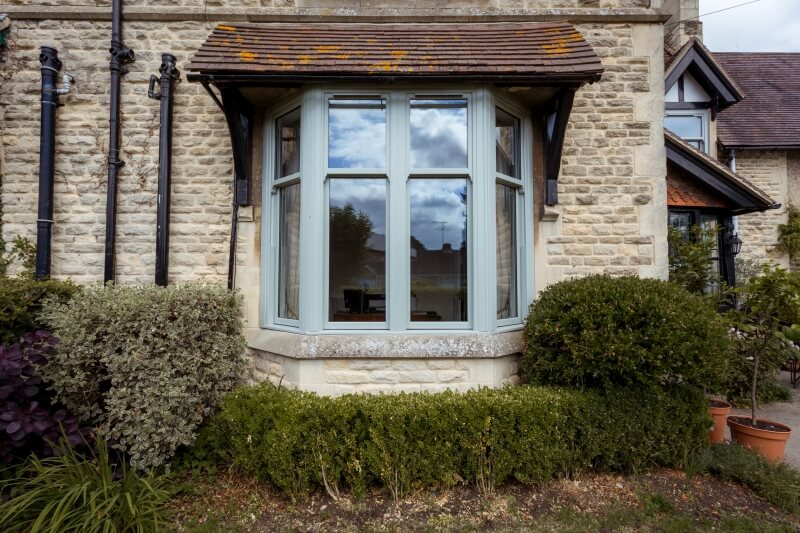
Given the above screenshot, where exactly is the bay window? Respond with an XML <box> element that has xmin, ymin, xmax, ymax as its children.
<box><xmin>263</xmin><ymin>87</ymin><xmax>532</xmax><ymax>333</ymax></box>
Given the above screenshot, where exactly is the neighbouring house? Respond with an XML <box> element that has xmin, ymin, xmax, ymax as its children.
<box><xmin>0</xmin><ymin>0</ymin><xmax>789</xmax><ymax>395</ymax></box>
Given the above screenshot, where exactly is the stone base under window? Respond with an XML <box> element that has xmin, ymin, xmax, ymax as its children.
<box><xmin>246</xmin><ymin>329</ymin><xmax>522</xmax><ymax>396</ymax></box>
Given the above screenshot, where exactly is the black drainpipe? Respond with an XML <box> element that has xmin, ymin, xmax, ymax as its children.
<box><xmin>148</xmin><ymin>54</ymin><xmax>180</xmax><ymax>287</ymax></box>
<box><xmin>103</xmin><ymin>0</ymin><xmax>134</xmax><ymax>283</ymax></box>
<box><xmin>35</xmin><ymin>46</ymin><xmax>62</xmax><ymax>280</ymax></box>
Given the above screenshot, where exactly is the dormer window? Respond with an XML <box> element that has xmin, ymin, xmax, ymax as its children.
<box><xmin>665</xmin><ymin>72</ymin><xmax>712</xmax><ymax>154</ymax></box>
<box><xmin>665</xmin><ymin>109</ymin><xmax>710</xmax><ymax>153</ymax></box>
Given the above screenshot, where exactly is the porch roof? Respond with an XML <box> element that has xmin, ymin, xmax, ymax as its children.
<box><xmin>665</xmin><ymin>130</ymin><xmax>778</xmax><ymax>215</ymax></box>
<box><xmin>186</xmin><ymin>21</ymin><xmax>603</xmax><ymax>85</ymax></box>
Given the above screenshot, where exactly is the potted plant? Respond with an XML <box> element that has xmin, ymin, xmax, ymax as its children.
<box><xmin>708</xmin><ymin>398</ymin><xmax>732</xmax><ymax>444</ymax></box>
<box><xmin>727</xmin><ymin>266</ymin><xmax>797</xmax><ymax>462</ymax></box>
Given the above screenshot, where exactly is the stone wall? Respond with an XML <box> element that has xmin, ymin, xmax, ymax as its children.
<box><xmin>0</xmin><ymin>2</ymin><xmax>669</xmax><ymax>391</ymax></box>
<box><xmin>735</xmin><ymin>150</ymin><xmax>790</xmax><ymax>268</ymax></box>
<box><xmin>537</xmin><ymin>21</ymin><xmax>667</xmax><ymax>289</ymax></box>
<box><xmin>1</xmin><ymin>19</ymin><xmax>233</xmax><ymax>284</ymax></box>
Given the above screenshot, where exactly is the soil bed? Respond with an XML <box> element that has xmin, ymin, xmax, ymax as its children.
<box><xmin>170</xmin><ymin>469</ymin><xmax>799</xmax><ymax>532</ymax></box>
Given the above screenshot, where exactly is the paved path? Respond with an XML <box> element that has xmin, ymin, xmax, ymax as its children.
<box><xmin>729</xmin><ymin>371</ymin><xmax>800</xmax><ymax>469</ymax></box>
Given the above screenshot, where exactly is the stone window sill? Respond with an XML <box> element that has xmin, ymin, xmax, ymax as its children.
<box><xmin>246</xmin><ymin>327</ymin><xmax>524</xmax><ymax>359</ymax></box>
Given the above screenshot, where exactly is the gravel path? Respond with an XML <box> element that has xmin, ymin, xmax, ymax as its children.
<box><xmin>730</xmin><ymin>371</ymin><xmax>800</xmax><ymax>468</ymax></box>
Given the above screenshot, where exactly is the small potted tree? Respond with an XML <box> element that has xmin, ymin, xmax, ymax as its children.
<box><xmin>727</xmin><ymin>266</ymin><xmax>797</xmax><ymax>462</ymax></box>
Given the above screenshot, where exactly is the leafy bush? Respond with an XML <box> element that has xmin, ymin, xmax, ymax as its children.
<box><xmin>707</xmin><ymin>444</ymin><xmax>800</xmax><ymax>514</ymax></box>
<box><xmin>40</xmin><ymin>284</ymin><xmax>246</xmax><ymax>470</ymax></box>
<box><xmin>0</xmin><ymin>331</ymin><xmax>87</xmax><ymax>464</ymax></box>
<box><xmin>0</xmin><ymin>276</ymin><xmax>78</xmax><ymax>346</ymax></box>
<box><xmin>0</xmin><ymin>433</ymin><xmax>173</xmax><ymax>532</ymax></box>
<box><xmin>521</xmin><ymin>275</ymin><xmax>731</xmax><ymax>392</ymax></box>
<box><xmin>668</xmin><ymin>225</ymin><xmax>721</xmax><ymax>295</ymax></box>
<box><xmin>728</xmin><ymin>265</ymin><xmax>800</xmax><ymax>421</ymax></box>
<box><xmin>198</xmin><ymin>383</ymin><xmax>709</xmax><ymax>498</ymax></box>
<box><xmin>777</xmin><ymin>205</ymin><xmax>800</xmax><ymax>262</ymax></box>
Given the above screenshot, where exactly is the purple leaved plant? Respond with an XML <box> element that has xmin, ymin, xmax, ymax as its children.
<box><xmin>0</xmin><ymin>331</ymin><xmax>89</xmax><ymax>463</ymax></box>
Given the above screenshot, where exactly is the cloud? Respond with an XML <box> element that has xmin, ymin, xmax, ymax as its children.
<box><xmin>330</xmin><ymin>179</ymin><xmax>387</xmax><ymax>235</ymax></box>
<box><xmin>328</xmin><ymin>105</ymin><xmax>386</xmax><ymax>169</ymax></box>
<box><xmin>702</xmin><ymin>0</ymin><xmax>800</xmax><ymax>52</ymax></box>
<box><xmin>410</xmin><ymin>105</ymin><xmax>468</xmax><ymax>168</ymax></box>
<box><xmin>410</xmin><ymin>179</ymin><xmax>468</xmax><ymax>250</ymax></box>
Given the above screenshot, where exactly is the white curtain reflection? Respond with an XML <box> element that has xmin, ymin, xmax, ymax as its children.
<box><xmin>277</xmin><ymin>108</ymin><xmax>300</xmax><ymax>178</ymax></box>
<box><xmin>279</xmin><ymin>184</ymin><xmax>301</xmax><ymax>320</ymax></box>
<box><xmin>496</xmin><ymin>184</ymin><xmax>517</xmax><ymax>320</ymax></box>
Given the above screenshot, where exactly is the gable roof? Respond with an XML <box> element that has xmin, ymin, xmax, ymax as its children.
<box><xmin>664</xmin><ymin>38</ymin><xmax>743</xmax><ymax>109</ymax></box>
<box><xmin>665</xmin><ymin>130</ymin><xmax>777</xmax><ymax>214</ymax></box>
<box><xmin>715</xmin><ymin>53</ymin><xmax>800</xmax><ymax>149</ymax></box>
<box><xmin>187</xmin><ymin>22</ymin><xmax>603</xmax><ymax>85</ymax></box>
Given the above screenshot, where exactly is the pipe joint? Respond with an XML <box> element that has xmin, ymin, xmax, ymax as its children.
<box><xmin>54</xmin><ymin>72</ymin><xmax>74</xmax><ymax>96</ymax></box>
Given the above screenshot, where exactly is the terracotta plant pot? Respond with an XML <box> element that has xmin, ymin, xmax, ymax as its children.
<box><xmin>727</xmin><ymin>416</ymin><xmax>792</xmax><ymax>463</ymax></box>
<box><xmin>708</xmin><ymin>400</ymin><xmax>731</xmax><ymax>444</ymax></box>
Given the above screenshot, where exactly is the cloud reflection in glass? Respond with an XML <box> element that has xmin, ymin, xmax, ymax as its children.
<box><xmin>410</xmin><ymin>99</ymin><xmax>468</xmax><ymax>169</ymax></box>
<box><xmin>328</xmin><ymin>99</ymin><xmax>387</xmax><ymax>169</ymax></box>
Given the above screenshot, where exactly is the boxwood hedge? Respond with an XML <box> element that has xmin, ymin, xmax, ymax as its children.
<box><xmin>197</xmin><ymin>383</ymin><xmax>709</xmax><ymax>498</ymax></box>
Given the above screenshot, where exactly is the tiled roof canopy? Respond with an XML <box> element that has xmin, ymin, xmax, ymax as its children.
<box><xmin>664</xmin><ymin>130</ymin><xmax>777</xmax><ymax>214</ymax></box>
<box><xmin>715</xmin><ymin>53</ymin><xmax>800</xmax><ymax>149</ymax></box>
<box><xmin>187</xmin><ymin>22</ymin><xmax>603</xmax><ymax>84</ymax></box>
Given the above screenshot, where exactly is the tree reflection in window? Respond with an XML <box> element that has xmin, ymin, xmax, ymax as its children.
<box><xmin>329</xmin><ymin>179</ymin><xmax>386</xmax><ymax>322</ymax></box>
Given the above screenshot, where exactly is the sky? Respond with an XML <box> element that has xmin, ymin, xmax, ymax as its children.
<box><xmin>701</xmin><ymin>0</ymin><xmax>800</xmax><ymax>52</ymax></box>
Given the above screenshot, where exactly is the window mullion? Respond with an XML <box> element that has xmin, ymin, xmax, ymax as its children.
<box><xmin>388</xmin><ymin>91</ymin><xmax>409</xmax><ymax>331</ymax></box>
<box><xmin>474</xmin><ymin>88</ymin><xmax>495</xmax><ymax>332</ymax></box>
<box><xmin>300</xmin><ymin>88</ymin><xmax>326</xmax><ymax>333</ymax></box>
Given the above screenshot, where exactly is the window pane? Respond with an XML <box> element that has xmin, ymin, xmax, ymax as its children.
<box><xmin>328</xmin><ymin>99</ymin><xmax>386</xmax><ymax>169</ymax></box>
<box><xmin>410</xmin><ymin>99</ymin><xmax>468</xmax><ymax>168</ymax></box>
<box><xmin>276</xmin><ymin>108</ymin><xmax>300</xmax><ymax>178</ymax></box>
<box><xmin>664</xmin><ymin>114</ymin><xmax>703</xmax><ymax>140</ymax></box>
<box><xmin>496</xmin><ymin>108</ymin><xmax>519</xmax><ymax>178</ymax></box>
<box><xmin>496</xmin><ymin>184</ymin><xmax>517</xmax><ymax>320</ymax></box>
<box><xmin>409</xmin><ymin>179</ymin><xmax>468</xmax><ymax>322</ymax></box>
<box><xmin>278</xmin><ymin>184</ymin><xmax>301</xmax><ymax>320</ymax></box>
<box><xmin>329</xmin><ymin>179</ymin><xmax>387</xmax><ymax>322</ymax></box>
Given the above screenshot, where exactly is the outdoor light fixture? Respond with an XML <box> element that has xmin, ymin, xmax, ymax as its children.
<box><xmin>0</xmin><ymin>14</ymin><xmax>11</xmax><ymax>49</ymax></box>
<box><xmin>725</xmin><ymin>227</ymin><xmax>743</xmax><ymax>256</ymax></box>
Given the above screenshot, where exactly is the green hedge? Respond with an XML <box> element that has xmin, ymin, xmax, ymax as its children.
<box><xmin>199</xmin><ymin>383</ymin><xmax>709</xmax><ymax>498</ymax></box>
<box><xmin>521</xmin><ymin>275</ymin><xmax>731</xmax><ymax>392</ymax></box>
<box><xmin>0</xmin><ymin>276</ymin><xmax>79</xmax><ymax>346</ymax></box>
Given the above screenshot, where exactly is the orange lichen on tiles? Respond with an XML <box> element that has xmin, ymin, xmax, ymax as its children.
<box><xmin>317</xmin><ymin>45</ymin><xmax>341</xmax><ymax>53</ymax></box>
<box><xmin>235</xmin><ymin>35</ymin><xmax>244</xmax><ymax>44</ymax></box>
<box><xmin>298</xmin><ymin>54</ymin><xmax>311</xmax><ymax>65</ymax></box>
<box><xmin>333</xmin><ymin>54</ymin><xmax>350</xmax><ymax>60</ymax></box>
<box><xmin>217</xmin><ymin>25</ymin><xmax>236</xmax><ymax>32</ymax></box>
<box><xmin>369</xmin><ymin>61</ymin><xmax>398</xmax><ymax>72</ymax></box>
<box><xmin>280</xmin><ymin>45</ymin><xmax>289</xmax><ymax>50</ymax></box>
<box><xmin>543</xmin><ymin>39</ymin><xmax>572</xmax><ymax>55</ymax></box>
<box><xmin>239</xmin><ymin>51</ymin><xmax>257</xmax><ymax>61</ymax></box>
<box><xmin>391</xmin><ymin>50</ymin><xmax>409</xmax><ymax>58</ymax></box>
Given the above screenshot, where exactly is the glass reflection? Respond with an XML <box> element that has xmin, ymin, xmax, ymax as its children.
<box><xmin>276</xmin><ymin>108</ymin><xmax>300</xmax><ymax>178</ymax></box>
<box><xmin>664</xmin><ymin>114</ymin><xmax>703</xmax><ymax>139</ymax></box>
<box><xmin>410</xmin><ymin>99</ymin><xmax>468</xmax><ymax>168</ymax></box>
<box><xmin>329</xmin><ymin>179</ymin><xmax>387</xmax><ymax>322</ymax></box>
<box><xmin>278</xmin><ymin>184</ymin><xmax>301</xmax><ymax>320</ymax></box>
<box><xmin>409</xmin><ymin>179</ymin><xmax>468</xmax><ymax>322</ymax></box>
<box><xmin>496</xmin><ymin>184</ymin><xmax>517</xmax><ymax>320</ymax></box>
<box><xmin>496</xmin><ymin>108</ymin><xmax>519</xmax><ymax>178</ymax></box>
<box><xmin>328</xmin><ymin>99</ymin><xmax>386</xmax><ymax>169</ymax></box>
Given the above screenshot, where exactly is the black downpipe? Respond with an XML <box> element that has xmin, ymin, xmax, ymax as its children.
<box><xmin>103</xmin><ymin>0</ymin><xmax>134</xmax><ymax>283</ymax></box>
<box><xmin>148</xmin><ymin>54</ymin><xmax>180</xmax><ymax>287</ymax></box>
<box><xmin>35</xmin><ymin>46</ymin><xmax>62</xmax><ymax>280</ymax></box>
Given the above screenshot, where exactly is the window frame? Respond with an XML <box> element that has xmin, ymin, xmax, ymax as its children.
<box><xmin>664</xmin><ymin>109</ymin><xmax>711</xmax><ymax>154</ymax></box>
<box><xmin>261</xmin><ymin>86</ymin><xmax>533</xmax><ymax>334</ymax></box>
